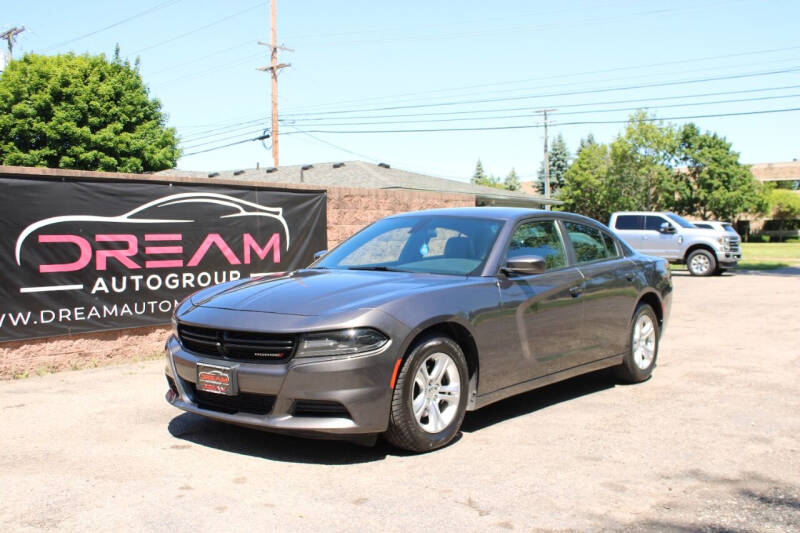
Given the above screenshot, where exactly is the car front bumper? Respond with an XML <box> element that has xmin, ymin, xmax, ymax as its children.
<box><xmin>719</xmin><ymin>251</ymin><xmax>741</xmax><ymax>267</ymax></box>
<box><xmin>164</xmin><ymin>335</ymin><xmax>398</xmax><ymax>436</ymax></box>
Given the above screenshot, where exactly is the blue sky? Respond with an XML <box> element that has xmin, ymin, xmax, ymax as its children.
<box><xmin>4</xmin><ymin>0</ymin><xmax>799</xmax><ymax>182</ymax></box>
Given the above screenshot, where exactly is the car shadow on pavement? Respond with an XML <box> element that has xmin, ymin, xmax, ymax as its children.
<box><xmin>461</xmin><ymin>369</ymin><xmax>616</xmax><ymax>433</ymax></box>
<box><xmin>167</xmin><ymin>369</ymin><xmax>616</xmax><ymax>464</ymax></box>
<box><xmin>167</xmin><ymin>412</ymin><xmax>397</xmax><ymax>465</ymax></box>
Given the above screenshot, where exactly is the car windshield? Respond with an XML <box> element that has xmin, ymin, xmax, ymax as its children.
<box><xmin>722</xmin><ymin>223</ymin><xmax>738</xmax><ymax>235</ymax></box>
<box><xmin>666</xmin><ymin>213</ymin><xmax>696</xmax><ymax>229</ymax></box>
<box><xmin>314</xmin><ymin>215</ymin><xmax>504</xmax><ymax>276</ymax></box>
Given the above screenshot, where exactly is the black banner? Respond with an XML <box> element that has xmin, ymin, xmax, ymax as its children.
<box><xmin>0</xmin><ymin>174</ymin><xmax>327</xmax><ymax>341</ymax></box>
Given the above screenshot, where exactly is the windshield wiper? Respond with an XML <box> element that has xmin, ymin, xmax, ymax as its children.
<box><xmin>347</xmin><ymin>266</ymin><xmax>406</xmax><ymax>272</ymax></box>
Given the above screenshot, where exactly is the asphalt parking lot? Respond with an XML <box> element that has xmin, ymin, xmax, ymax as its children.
<box><xmin>1</xmin><ymin>271</ymin><xmax>799</xmax><ymax>532</ymax></box>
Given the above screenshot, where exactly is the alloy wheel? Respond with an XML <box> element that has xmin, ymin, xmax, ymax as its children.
<box><xmin>412</xmin><ymin>352</ymin><xmax>461</xmax><ymax>433</ymax></box>
<box><xmin>632</xmin><ymin>314</ymin><xmax>656</xmax><ymax>369</ymax></box>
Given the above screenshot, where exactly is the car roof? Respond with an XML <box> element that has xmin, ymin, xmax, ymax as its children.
<box><xmin>387</xmin><ymin>207</ymin><xmax>604</xmax><ymax>226</ymax></box>
<box><xmin>611</xmin><ymin>211</ymin><xmax>675</xmax><ymax>216</ymax></box>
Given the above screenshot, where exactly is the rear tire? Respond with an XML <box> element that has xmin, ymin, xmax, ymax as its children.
<box><xmin>686</xmin><ymin>249</ymin><xmax>716</xmax><ymax>276</ymax></box>
<box><xmin>615</xmin><ymin>304</ymin><xmax>659</xmax><ymax>384</ymax></box>
<box><xmin>384</xmin><ymin>335</ymin><xmax>468</xmax><ymax>453</ymax></box>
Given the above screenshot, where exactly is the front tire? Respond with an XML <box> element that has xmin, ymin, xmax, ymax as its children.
<box><xmin>686</xmin><ymin>249</ymin><xmax>716</xmax><ymax>276</ymax></box>
<box><xmin>615</xmin><ymin>304</ymin><xmax>659</xmax><ymax>383</ymax></box>
<box><xmin>384</xmin><ymin>336</ymin><xmax>468</xmax><ymax>453</ymax></box>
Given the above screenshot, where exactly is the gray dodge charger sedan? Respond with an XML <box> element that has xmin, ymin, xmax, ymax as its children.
<box><xmin>165</xmin><ymin>208</ymin><xmax>672</xmax><ymax>452</ymax></box>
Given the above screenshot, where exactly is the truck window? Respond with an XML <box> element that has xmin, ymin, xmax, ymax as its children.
<box><xmin>644</xmin><ymin>216</ymin><xmax>667</xmax><ymax>231</ymax></box>
<box><xmin>615</xmin><ymin>215</ymin><xmax>642</xmax><ymax>230</ymax></box>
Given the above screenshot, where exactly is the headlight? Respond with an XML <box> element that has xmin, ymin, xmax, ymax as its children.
<box><xmin>296</xmin><ymin>328</ymin><xmax>388</xmax><ymax>357</ymax></box>
<box><xmin>717</xmin><ymin>236</ymin><xmax>724</xmax><ymax>245</ymax></box>
<box><xmin>171</xmin><ymin>316</ymin><xmax>179</xmax><ymax>339</ymax></box>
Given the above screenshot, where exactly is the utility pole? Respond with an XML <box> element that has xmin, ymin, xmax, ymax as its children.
<box><xmin>257</xmin><ymin>1</ymin><xmax>291</xmax><ymax>168</ymax></box>
<box><xmin>1</xmin><ymin>26</ymin><xmax>25</xmax><ymax>70</ymax></box>
<box><xmin>535</xmin><ymin>109</ymin><xmax>556</xmax><ymax>210</ymax></box>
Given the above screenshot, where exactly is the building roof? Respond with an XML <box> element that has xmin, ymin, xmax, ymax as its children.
<box><xmin>156</xmin><ymin>161</ymin><xmax>559</xmax><ymax>206</ymax></box>
<box><xmin>750</xmin><ymin>161</ymin><xmax>800</xmax><ymax>182</ymax></box>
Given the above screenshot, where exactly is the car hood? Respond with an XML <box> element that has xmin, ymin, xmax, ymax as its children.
<box><xmin>682</xmin><ymin>227</ymin><xmax>723</xmax><ymax>239</ymax></box>
<box><xmin>189</xmin><ymin>269</ymin><xmax>469</xmax><ymax>316</ymax></box>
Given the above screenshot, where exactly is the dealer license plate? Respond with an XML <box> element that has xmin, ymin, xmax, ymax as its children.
<box><xmin>196</xmin><ymin>363</ymin><xmax>237</xmax><ymax>396</ymax></box>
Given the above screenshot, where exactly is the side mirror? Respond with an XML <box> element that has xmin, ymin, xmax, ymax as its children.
<box><xmin>659</xmin><ymin>222</ymin><xmax>676</xmax><ymax>234</ymax></box>
<box><xmin>503</xmin><ymin>255</ymin><xmax>546</xmax><ymax>276</ymax></box>
<box><xmin>313</xmin><ymin>250</ymin><xmax>328</xmax><ymax>260</ymax></box>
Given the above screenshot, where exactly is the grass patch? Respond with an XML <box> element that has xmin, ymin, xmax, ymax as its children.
<box><xmin>741</xmin><ymin>242</ymin><xmax>800</xmax><ymax>262</ymax></box>
<box><xmin>736</xmin><ymin>261</ymin><xmax>792</xmax><ymax>270</ymax></box>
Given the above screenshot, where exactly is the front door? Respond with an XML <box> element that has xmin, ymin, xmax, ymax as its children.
<box><xmin>644</xmin><ymin>215</ymin><xmax>681</xmax><ymax>259</ymax></box>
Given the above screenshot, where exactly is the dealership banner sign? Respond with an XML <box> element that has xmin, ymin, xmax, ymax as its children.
<box><xmin>0</xmin><ymin>174</ymin><xmax>327</xmax><ymax>342</ymax></box>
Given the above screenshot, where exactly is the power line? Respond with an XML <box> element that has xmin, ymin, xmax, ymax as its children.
<box><xmin>182</xmin><ymin>132</ymin><xmax>269</xmax><ymax>157</ymax></box>
<box><xmin>279</xmin><ymin>93</ymin><xmax>800</xmax><ymax>127</ymax></box>
<box><xmin>274</xmin><ymin>107</ymin><xmax>800</xmax><ymax>134</ymax></box>
<box><xmin>134</xmin><ymin>2</ymin><xmax>262</xmax><ymax>54</ymax></box>
<box><xmin>178</xmin><ymin>107</ymin><xmax>800</xmax><ymax>157</ymax></box>
<box><xmin>286</xmin><ymin>125</ymin><xmax>381</xmax><ymax>162</ymax></box>
<box><xmin>151</xmin><ymin>52</ymin><xmax>263</xmax><ymax>88</ymax></box>
<box><xmin>281</xmin><ymin>43</ymin><xmax>800</xmax><ymax>115</ymax></box>
<box><xmin>180</xmin><ymin>127</ymin><xmax>268</xmax><ymax>150</ymax></box>
<box><xmin>42</xmin><ymin>1</ymin><xmax>181</xmax><ymax>52</ymax></box>
<box><xmin>176</xmin><ymin>85</ymin><xmax>800</xmax><ymax>146</ymax></box>
<box><xmin>276</xmin><ymin>66</ymin><xmax>800</xmax><ymax>117</ymax></box>
<box><xmin>147</xmin><ymin>39</ymin><xmax>253</xmax><ymax>76</ymax></box>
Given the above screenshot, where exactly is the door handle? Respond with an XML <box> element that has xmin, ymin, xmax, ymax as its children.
<box><xmin>569</xmin><ymin>286</ymin><xmax>583</xmax><ymax>298</ymax></box>
<box><xmin>625</xmin><ymin>273</ymin><xmax>635</xmax><ymax>282</ymax></box>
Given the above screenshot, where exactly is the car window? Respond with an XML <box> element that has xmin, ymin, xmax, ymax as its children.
<box><xmin>644</xmin><ymin>216</ymin><xmax>667</xmax><ymax>231</ymax></box>
<box><xmin>614</xmin><ymin>215</ymin><xmax>642</xmax><ymax>230</ymax></box>
<box><xmin>339</xmin><ymin>227</ymin><xmax>410</xmax><ymax>266</ymax></box>
<box><xmin>601</xmin><ymin>231</ymin><xmax>620</xmax><ymax>257</ymax></box>
<box><xmin>665</xmin><ymin>213</ymin><xmax>696</xmax><ymax>228</ymax></box>
<box><xmin>318</xmin><ymin>215</ymin><xmax>503</xmax><ymax>276</ymax></box>
<box><xmin>565</xmin><ymin>221</ymin><xmax>615</xmax><ymax>263</ymax></box>
<box><xmin>694</xmin><ymin>223</ymin><xmax>712</xmax><ymax>229</ymax></box>
<box><xmin>507</xmin><ymin>220</ymin><xmax>567</xmax><ymax>271</ymax></box>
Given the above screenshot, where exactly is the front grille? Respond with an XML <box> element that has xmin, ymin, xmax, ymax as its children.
<box><xmin>292</xmin><ymin>400</ymin><xmax>351</xmax><ymax>418</ymax></box>
<box><xmin>178</xmin><ymin>324</ymin><xmax>296</xmax><ymax>363</ymax></box>
<box><xmin>728</xmin><ymin>240</ymin><xmax>740</xmax><ymax>253</ymax></box>
<box><xmin>190</xmin><ymin>384</ymin><xmax>276</xmax><ymax>415</ymax></box>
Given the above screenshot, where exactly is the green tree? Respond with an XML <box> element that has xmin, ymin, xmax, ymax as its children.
<box><xmin>608</xmin><ymin>111</ymin><xmax>677</xmax><ymax>212</ymax></box>
<box><xmin>769</xmin><ymin>189</ymin><xmax>800</xmax><ymax>241</ymax></box>
<box><xmin>504</xmin><ymin>167</ymin><xmax>520</xmax><ymax>191</ymax></box>
<box><xmin>559</xmin><ymin>142</ymin><xmax>613</xmax><ymax>222</ymax></box>
<box><xmin>0</xmin><ymin>52</ymin><xmax>179</xmax><ymax>172</ymax></box>
<box><xmin>577</xmin><ymin>133</ymin><xmax>596</xmax><ymax>155</ymax></box>
<box><xmin>672</xmin><ymin>123</ymin><xmax>765</xmax><ymax>220</ymax></box>
<box><xmin>538</xmin><ymin>133</ymin><xmax>571</xmax><ymax>192</ymax></box>
<box><xmin>470</xmin><ymin>159</ymin><xmax>504</xmax><ymax>188</ymax></box>
<box><xmin>471</xmin><ymin>159</ymin><xmax>487</xmax><ymax>184</ymax></box>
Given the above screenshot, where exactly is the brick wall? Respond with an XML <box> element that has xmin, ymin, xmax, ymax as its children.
<box><xmin>0</xmin><ymin>166</ymin><xmax>474</xmax><ymax>377</ymax></box>
<box><xmin>326</xmin><ymin>187</ymin><xmax>474</xmax><ymax>246</ymax></box>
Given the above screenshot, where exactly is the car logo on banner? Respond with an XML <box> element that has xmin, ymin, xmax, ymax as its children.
<box><xmin>0</xmin><ymin>177</ymin><xmax>327</xmax><ymax>342</ymax></box>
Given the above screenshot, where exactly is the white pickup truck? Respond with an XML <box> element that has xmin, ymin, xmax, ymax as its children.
<box><xmin>609</xmin><ymin>211</ymin><xmax>741</xmax><ymax>276</ymax></box>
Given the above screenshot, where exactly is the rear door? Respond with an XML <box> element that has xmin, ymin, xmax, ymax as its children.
<box><xmin>564</xmin><ymin>221</ymin><xmax>639</xmax><ymax>362</ymax></box>
<box><xmin>612</xmin><ymin>215</ymin><xmax>645</xmax><ymax>251</ymax></box>
<box><xmin>489</xmin><ymin>218</ymin><xmax>585</xmax><ymax>389</ymax></box>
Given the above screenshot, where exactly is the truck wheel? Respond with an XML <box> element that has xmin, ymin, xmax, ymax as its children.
<box><xmin>686</xmin><ymin>249</ymin><xmax>716</xmax><ymax>276</ymax></box>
